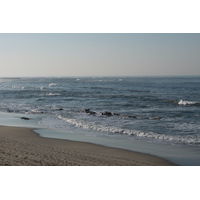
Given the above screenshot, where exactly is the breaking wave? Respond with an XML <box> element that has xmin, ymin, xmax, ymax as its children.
<box><xmin>39</xmin><ymin>87</ymin><xmax>45</xmax><ymax>90</ymax></box>
<box><xmin>178</xmin><ymin>100</ymin><xmax>200</xmax><ymax>106</ymax></box>
<box><xmin>49</xmin><ymin>83</ymin><xmax>57</xmax><ymax>87</ymax></box>
<box><xmin>46</xmin><ymin>93</ymin><xmax>60</xmax><ymax>96</ymax></box>
<box><xmin>57</xmin><ymin>115</ymin><xmax>200</xmax><ymax>146</ymax></box>
<box><xmin>12</xmin><ymin>86</ymin><xmax>26</xmax><ymax>89</ymax></box>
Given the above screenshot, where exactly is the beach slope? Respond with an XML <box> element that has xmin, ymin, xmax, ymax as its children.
<box><xmin>0</xmin><ymin>126</ymin><xmax>175</xmax><ymax>166</ymax></box>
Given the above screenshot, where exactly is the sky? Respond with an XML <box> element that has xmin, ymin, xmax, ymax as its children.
<box><xmin>0</xmin><ymin>33</ymin><xmax>200</xmax><ymax>77</ymax></box>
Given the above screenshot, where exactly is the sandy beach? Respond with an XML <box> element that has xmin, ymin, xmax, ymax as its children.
<box><xmin>0</xmin><ymin>126</ymin><xmax>175</xmax><ymax>166</ymax></box>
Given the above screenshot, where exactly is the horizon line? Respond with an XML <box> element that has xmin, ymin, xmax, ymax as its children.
<box><xmin>1</xmin><ymin>75</ymin><xmax>200</xmax><ymax>78</ymax></box>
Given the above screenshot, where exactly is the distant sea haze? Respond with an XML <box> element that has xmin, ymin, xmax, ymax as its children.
<box><xmin>0</xmin><ymin>76</ymin><xmax>200</xmax><ymax>146</ymax></box>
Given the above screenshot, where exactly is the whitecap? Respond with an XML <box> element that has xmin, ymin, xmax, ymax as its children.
<box><xmin>49</xmin><ymin>83</ymin><xmax>57</xmax><ymax>87</ymax></box>
<box><xmin>178</xmin><ymin>100</ymin><xmax>198</xmax><ymax>105</ymax></box>
<box><xmin>12</xmin><ymin>86</ymin><xmax>25</xmax><ymax>89</ymax></box>
<box><xmin>12</xmin><ymin>86</ymin><xmax>20</xmax><ymax>89</ymax></box>
<box><xmin>57</xmin><ymin>115</ymin><xmax>200</xmax><ymax>146</ymax></box>
<box><xmin>46</xmin><ymin>93</ymin><xmax>60</xmax><ymax>96</ymax></box>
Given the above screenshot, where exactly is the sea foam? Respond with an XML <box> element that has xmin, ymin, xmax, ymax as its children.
<box><xmin>49</xmin><ymin>83</ymin><xmax>57</xmax><ymax>87</ymax></box>
<box><xmin>46</xmin><ymin>93</ymin><xmax>60</xmax><ymax>96</ymax></box>
<box><xmin>178</xmin><ymin>100</ymin><xmax>199</xmax><ymax>105</ymax></box>
<box><xmin>57</xmin><ymin>115</ymin><xmax>200</xmax><ymax>146</ymax></box>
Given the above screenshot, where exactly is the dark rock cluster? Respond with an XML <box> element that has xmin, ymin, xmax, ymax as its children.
<box><xmin>84</xmin><ymin>109</ymin><xmax>96</xmax><ymax>115</ymax></box>
<box><xmin>84</xmin><ymin>109</ymin><xmax>120</xmax><ymax>117</ymax></box>
<box><xmin>83</xmin><ymin>109</ymin><xmax>162</xmax><ymax>120</ymax></box>
<box><xmin>21</xmin><ymin>117</ymin><xmax>30</xmax><ymax>120</ymax></box>
<box><xmin>101</xmin><ymin>111</ymin><xmax>113</xmax><ymax>116</ymax></box>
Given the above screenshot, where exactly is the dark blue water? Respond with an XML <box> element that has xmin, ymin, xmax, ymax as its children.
<box><xmin>0</xmin><ymin>76</ymin><xmax>200</xmax><ymax>147</ymax></box>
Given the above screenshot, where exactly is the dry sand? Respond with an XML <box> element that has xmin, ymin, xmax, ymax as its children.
<box><xmin>0</xmin><ymin>126</ymin><xmax>175</xmax><ymax>166</ymax></box>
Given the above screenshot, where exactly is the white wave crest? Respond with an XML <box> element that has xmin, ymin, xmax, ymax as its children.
<box><xmin>12</xmin><ymin>86</ymin><xmax>26</xmax><ymax>89</ymax></box>
<box><xmin>49</xmin><ymin>83</ymin><xmax>57</xmax><ymax>87</ymax></box>
<box><xmin>178</xmin><ymin>100</ymin><xmax>198</xmax><ymax>105</ymax></box>
<box><xmin>46</xmin><ymin>93</ymin><xmax>60</xmax><ymax>96</ymax></box>
<box><xmin>58</xmin><ymin>115</ymin><xmax>200</xmax><ymax>145</ymax></box>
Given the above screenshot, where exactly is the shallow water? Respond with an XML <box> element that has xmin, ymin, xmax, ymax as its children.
<box><xmin>1</xmin><ymin>112</ymin><xmax>200</xmax><ymax>165</ymax></box>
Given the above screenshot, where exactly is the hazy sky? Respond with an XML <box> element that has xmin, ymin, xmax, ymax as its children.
<box><xmin>0</xmin><ymin>33</ymin><xmax>200</xmax><ymax>77</ymax></box>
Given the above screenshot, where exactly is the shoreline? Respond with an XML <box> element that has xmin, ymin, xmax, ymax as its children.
<box><xmin>0</xmin><ymin>125</ymin><xmax>175</xmax><ymax>166</ymax></box>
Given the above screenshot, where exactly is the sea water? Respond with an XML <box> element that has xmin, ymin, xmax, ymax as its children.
<box><xmin>0</xmin><ymin>76</ymin><xmax>200</xmax><ymax>165</ymax></box>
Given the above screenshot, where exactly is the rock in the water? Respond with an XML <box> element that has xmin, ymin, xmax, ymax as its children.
<box><xmin>84</xmin><ymin>109</ymin><xmax>91</xmax><ymax>113</ymax></box>
<box><xmin>128</xmin><ymin>115</ymin><xmax>137</xmax><ymax>119</ymax></box>
<box><xmin>89</xmin><ymin>111</ymin><xmax>96</xmax><ymax>115</ymax></box>
<box><xmin>101</xmin><ymin>111</ymin><xmax>113</xmax><ymax>116</ymax></box>
<box><xmin>21</xmin><ymin>117</ymin><xmax>30</xmax><ymax>120</ymax></box>
<box><xmin>84</xmin><ymin>109</ymin><xmax>96</xmax><ymax>115</ymax></box>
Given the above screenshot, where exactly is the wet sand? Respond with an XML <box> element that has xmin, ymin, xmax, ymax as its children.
<box><xmin>0</xmin><ymin>126</ymin><xmax>175</xmax><ymax>166</ymax></box>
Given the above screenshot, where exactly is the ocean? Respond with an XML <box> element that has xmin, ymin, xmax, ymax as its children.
<box><xmin>0</xmin><ymin>76</ymin><xmax>200</xmax><ymax>165</ymax></box>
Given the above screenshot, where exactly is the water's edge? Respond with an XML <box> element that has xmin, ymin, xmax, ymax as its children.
<box><xmin>1</xmin><ymin>112</ymin><xmax>200</xmax><ymax>166</ymax></box>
